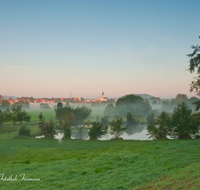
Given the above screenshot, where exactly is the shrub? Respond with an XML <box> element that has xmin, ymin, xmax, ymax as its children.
<box><xmin>109</xmin><ymin>115</ymin><xmax>128</xmax><ymax>139</ymax></box>
<box><xmin>170</xmin><ymin>102</ymin><xmax>199</xmax><ymax>139</ymax></box>
<box><xmin>19</xmin><ymin>125</ymin><xmax>30</xmax><ymax>136</ymax></box>
<box><xmin>147</xmin><ymin>111</ymin><xmax>170</xmax><ymax>139</ymax></box>
<box><xmin>88</xmin><ymin>121</ymin><xmax>106</xmax><ymax>140</ymax></box>
<box><xmin>147</xmin><ymin>113</ymin><xmax>156</xmax><ymax>124</ymax></box>
<box><xmin>38</xmin><ymin>113</ymin><xmax>57</xmax><ymax>138</ymax></box>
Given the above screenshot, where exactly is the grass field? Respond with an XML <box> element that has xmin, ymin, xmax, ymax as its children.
<box><xmin>1</xmin><ymin>108</ymin><xmax>200</xmax><ymax>189</ymax></box>
<box><xmin>0</xmin><ymin>133</ymin><xmax>200</xmax><ymax>189</ymax></box>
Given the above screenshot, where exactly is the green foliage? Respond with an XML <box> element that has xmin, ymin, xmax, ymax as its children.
<box><xmin>66</xmin><ymin>102</ymin><xmax>70</xmax><ymax>107</ymax></box>
<box><xmin>0</xmin><ymin>109</ymin><xmax>3</xmax><ymax>126</ymax></box>
<box><xmin>40</xmin><ymin>103</ymin><xmax>51</xmax><ymax>109</ymax></box>
<box><xmin>187</xmin><ymin>35</ymin><xmax>200</xmax><ymax>97</ymax></box>
<box><xmin>55</xmin><ymin>103</ymin><xmax>73</xmax><ymax>120</ymax></box>
<box><xmin>88</xmin><ymin>121</ymin><xmax>106</xmax><ymax>140</ymax></box>
<box><xmin>2</xmin><ymin>108</ymin><xmax>11</xmax><ymax>124</ymax></box>
<box><xmin>55</xmin><ymin>102</ymin><xmax>91</xmax><ymax>125</ymax></box>
<box><xmin>171</xmin><ymin>93</ymin><xmax>188</xmax><ymax>105</ymax></box>
<box><xmin>0</xmin><ymin>99</ymin><xmax>10</xmax><ymax>108</ymax></box>
<box><xmin>104</xmin><ymin>103</ymin><xmax>115</xmax><ymax>118</ymax></box>
<box><xmin>170</xmin><ymin>102</ymin><xmax>199</xmax><ymax>139</ymax></box>
<box><xmin>109</xmin><ymin>115</ymin><xmax>128</xmax><ymax>139</ymax></box>
<box><xmin>11</xmin><ymin>105</ymin><xmax>31</xmax><ymax>126</ymax></box>
<box><xmin>62</xmin><ymin>121</ymin><xmax>71</xmax><ymax>139</ymax></box>
<box><xmin>147</xmin><ymin>111</ymin><xmax>170</xmax><ymax>139</ymax></box>
<box><xmin>152</xmin><ymin>100</ymin><xmax>157</xmax><ymax>104</ymax></box>
<box><xmin>115</xmin><ymin>94</ymin><xmax>151</xmax><ymax>118</ymax></box>
<box><xmin>126</xmin><ymin>112</ymin><xmax>136</xmax><ymax>124</ymax></box>
<box><xmin>74</xmin><ymin>106</ymin><xmax>92</xmax><ymax>124</ymax></box>
<box><xmin>19</xmin><ymin>125</ymin><xmax>30</xmax><ymax>136</ymax></box>
<box><xmin>38</xmin><ymin>113</ymin><xmax>57</xmax><ymax>138</ymax></box>
<box><xmin>60</xmin><ymin>114</ymin><xmax>75</xmax><ymax>139</ymax></box>
<box><xmin>147</xmin><ymin>112</ymin><xmax>156</xmax><ymax>124</ymax></box>
<box><xmin>101</xmin><ymin>116</ymin><xmax>109</xmax><ymax>125</ymax></box>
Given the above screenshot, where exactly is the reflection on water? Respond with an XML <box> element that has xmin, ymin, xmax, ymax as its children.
<box><xmin>35</xmin><ymin>124</ymin><xmax>152</xmax><ymax>140</ymax></box>
<box><xmin>99</xmin><ymin>124</ymin><xmax>152</xmax><ymax>140</ymax></box>
<box><xmin>71</xmin><ymin>127</ymin><xmax>89</xmax><ymax>140</ymax></box>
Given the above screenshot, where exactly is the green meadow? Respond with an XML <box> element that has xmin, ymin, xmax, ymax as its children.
<box><xmin>0</xmin><ymin>108</ymin><xmax>200</xmax><ymax>189</ymax></box>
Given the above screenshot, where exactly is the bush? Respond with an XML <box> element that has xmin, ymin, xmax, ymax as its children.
<box><xmin>170</xmin><ymin>102</ymin><xmax>199</xmax><ymax>139</ymax></box>
<box><xmin>147</xmin><ymin>113</ymin><xmax>156</xmax><ymax>124</ymax></box>
<box><xmin>19</xmin><ymin>125</ymin><xmax>30</xmax><ymax>136</ymax></box>
<box><xmin>109</xmin><ymin>115</ymin><xmax>128</xmax><ymax>139</ymax></box>
<box><xmin>38</xmin><ymin>113</ymin><xmax>57</xmax><ymax>138</ymax></box>
<box><xmin>126</xmin><ymin>112</ymin><xmax>137</xmax><ymax>124</ymax></box>
<box><xmin>147</xmin><ymin>111</ymin><xmax>170</xmax><ymax>139</ymax></box>
<box><xmin>88</xmin><ymin>121</ymin><xmax>106</xmax><ymax>140</ymax></box>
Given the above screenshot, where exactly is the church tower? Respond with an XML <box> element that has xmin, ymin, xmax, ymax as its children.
<box><xmin>102</xmin><ymin>91</ymin><xmax>104</xmax><ymax>99</ymax></box>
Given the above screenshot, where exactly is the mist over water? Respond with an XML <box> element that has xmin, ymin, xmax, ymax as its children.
<box><xmin>37</xmin><ymin>123</ymin><xmax>152</xmax><ymax>141</ymax></box>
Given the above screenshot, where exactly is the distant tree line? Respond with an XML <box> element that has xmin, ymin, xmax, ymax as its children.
<box><xmin>0</xmin><ymin>99</ymin><xmax>30</xmax><ymax>109</ymax></box>
<box><xmin>0</xmin><ymin>105</ymin><xmax>31</xmax><ymax>128</ymax></box>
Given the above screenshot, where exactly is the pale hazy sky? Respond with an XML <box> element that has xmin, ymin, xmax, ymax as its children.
<box><xmin>1</xmin><ymin>0</ymin><xmax>200</xmax><ymax>99</ymax></box>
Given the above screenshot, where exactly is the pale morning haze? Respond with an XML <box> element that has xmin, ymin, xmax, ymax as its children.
<box><xmin>1</xmin><ymin>0</ymin><xmax>200</xmax><ymax>99</ymax></box>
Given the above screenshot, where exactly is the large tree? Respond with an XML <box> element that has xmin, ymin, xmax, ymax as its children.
<box><xmin>88</xmin><ymin>121</ymin><xmax>106</xmax><ymax>140</ymax></box>
<box><xmin>187</xmin><ymin>35</ymin><xmax>200</xmax><ymax>94</ymax></box>
<box><xmin>73</xmin><ymin>106</ymin><xmax>92</xmax><ymax>125</ymax></box>
<box><xmin>115</xmin><ymin>94</ymin><xmax>151</xmax><ymax>118</ymax></box>
<box><xmin>170</xmin><ymin>102</ymin><xmax>199</xmax><ymax>139</ymax></box>
<box><xmin>171</xmin><ymin>94</ymin><xmax>188</xmax><ymax>105</ymax></box>
<box><xmin>187</xmin><ymin>35</ymin><xmax>200</xmax><ymax>110</ymax></box>
<box><xmin>11</xmin><ymin>106</ymin><xmax>31</xmax><ymax>127</ymax></box>
<box><xmin>147</xmin><ymin>111</ymin><xmax>170</xmax><ymax>139</ymax></box>
<box><xmin>104</xmin><ymin>104</ymin><xmax>116</xmax><ymax>118</ymax></box>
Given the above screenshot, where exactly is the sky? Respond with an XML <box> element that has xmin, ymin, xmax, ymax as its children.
<box><xmin>1</xmin><ymin>0</ymin><xmax>200</xmax><ymax>99</ymax></box>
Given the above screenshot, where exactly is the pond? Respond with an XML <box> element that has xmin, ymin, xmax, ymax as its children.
<box><xmin>36</xmin><ymin>123</ymin><xmax>152</xmax><ymax>140</ymax></box>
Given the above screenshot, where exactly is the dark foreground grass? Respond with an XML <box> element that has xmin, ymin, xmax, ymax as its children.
<box><xmin>0</xmin><ymin>137</ymin><xmax>200</xmax><ymax>190</ymax></box>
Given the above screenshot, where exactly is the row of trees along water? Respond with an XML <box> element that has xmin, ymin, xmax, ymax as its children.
<box><xmin>35</xmin><ymin>93</ymin><xmax>200</xmax><ymax>140</ymax></box>
<box><xmin>0</xmin><ymin>93</ymin><xmax>200</xmax><ymax>140</ymax></box>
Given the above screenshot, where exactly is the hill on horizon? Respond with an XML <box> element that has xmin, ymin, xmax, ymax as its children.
<box><xmin>120</xmin><ymin>94</ymin><xmax>154</xmax><ymax>99</ymax></box>
<box><xmin>1</xmin><ymin>95</ymin><xmax>18</xmax><ymax>100</ymax></box>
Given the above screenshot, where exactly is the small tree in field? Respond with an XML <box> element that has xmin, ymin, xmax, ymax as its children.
<box><xmin>61</xmin><ymin>112</ymin><xmax>75</xmax><ymax>139</ymax></box>
<box><xmin>109</xmin><ymin>115</ymin><xmax>128</xmax><ymax>139</ymax></box>
<box><xmin>147</xmin><ymin>111</ymin><xmax>170</xmax><ymax>139</ymax></box>
<box><xmin>88</xmin><ymin>121</ymin><xmax>106</xmax><ymax>140</ymax></box>
<box><xmin>2</xmin><ymin>109</ymin><xmax>11</xmax><ymax>125</ymax></box>
<box><xmin>16</xmin><ymin>106</ymin><xmax>31</xmax><ymax>125</ymax></box>
<box><xmin>38</xmin><ymin>113</ymin><xmax>57</xmax><ymax>138</ymax></box>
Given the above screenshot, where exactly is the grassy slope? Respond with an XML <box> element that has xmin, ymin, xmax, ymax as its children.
<box><xmin>1</xmin><ymin>108</ymin><xmax>200</xmax><ymax>189</ymax></box>
<box><xmin>0</xmin><ymin>137</ymin><xmax>200</xmax><ymax>190</ymax></box>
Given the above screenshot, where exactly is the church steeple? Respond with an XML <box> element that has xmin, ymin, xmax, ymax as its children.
<box><xmin>102</xmin><ymin>91</ymin><xmax>104</xmax><ymax>98</ymax></box>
